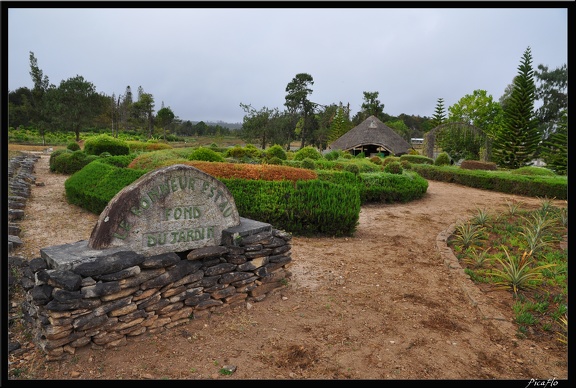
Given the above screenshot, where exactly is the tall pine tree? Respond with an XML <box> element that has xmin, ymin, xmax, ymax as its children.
<box><xmin>430</xmin><ymin>97</ymin><xmax>446</xmax><ymax>128</ymax></box>
<box><xmin>492</xmin><ymin>47</ymin><xmax>540</xmax><ymax>169</ymax></box>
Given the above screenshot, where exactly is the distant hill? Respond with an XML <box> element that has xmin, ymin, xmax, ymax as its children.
<box><xmin>190</xmin><ymin>120</ymin><xmax>242</xmax><ymax>130</ymax></box>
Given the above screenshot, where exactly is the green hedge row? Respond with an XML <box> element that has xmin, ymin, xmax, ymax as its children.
<box><xmin>358</xmin><ymin>171</ymin><xmax>429</xmax><ymax>203</ymax></box>
<box><xmin>314</xmin><ymin>170</ymin><xmax>429</xmax><ymax>204</ymax></box>
<box><xmin>221</xmin><ymin>178</ymin><xmax>361</xmax><ymax>237</ymax></box>
<box><xmin>409</xmin><ymin>164</ymin><xmax>567</xmax><ymax>200</ymax></box>
<box><xmin>64</xmin><ymin>161</ymin><xmax>147</xmax><ymax>214</ymax></box>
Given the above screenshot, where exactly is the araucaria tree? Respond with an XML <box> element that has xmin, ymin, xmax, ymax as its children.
<box><xmin>492</xmin><ymin>47</ymin><xmax>540</xmax><ymax>169</ymax></box>
<box><xmin>430</xmin><ymin>97</ymin><xmax>446</xmax><ymax>128</ymax></box>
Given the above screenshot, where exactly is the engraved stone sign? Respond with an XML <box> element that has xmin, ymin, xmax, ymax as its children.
<box><xmin>88</xmin><ymin>164</ymin><xmax>241</xmax><ymax>255</ymax></box>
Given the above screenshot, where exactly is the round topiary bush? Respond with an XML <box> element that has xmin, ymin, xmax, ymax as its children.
<box><xmin>84</xmin><ymin>134</ymin><xmax>130</xmax><ymax>156</ymax></box>
<box><xmin>369</xmin><ymin>156</ymin><xmax>382</xmax><ymax>165</ymax></box>
<box><xmin>301</xmin><ymin>158</ymin><xmax>316</xmax><ymax>170</ymax></box>
<box><xmin>294</xmin><ymin>146</ymin><xmax>322</xmax><ymax>161</ymax></box>
<box><xmin>267</xmin><ymin>156</ymin><xmax>284</xmax><ymax>165</ymax></box>
<box><xmin>67</xmin><ymin>141</ymin><xmax>81</xmax><ymax>151</ymax></box>
<box><xmin>188</xmin><ymin>147</ymin><xmax>225</xmax><ymax>162</ymax></box>
<box><xmin>324</xmin><ymin>150</ymin><xmax>342</xmax><ymax>161</ymax></box>
<box><xmin>51</xmin><ymin>150</ymin><xmax>97</xmax><ymax>174</ymax></box>
<box><xmin>344</xmin><ymin>163</ymin><xmax>360</xmax><ymax>175</ymax></box>
<box><xmin>435</xmin><ymin>152</ymin><xmax>451</xmax><ymax>166</ymax></box>
<box><xmin>384</xmin><ymin>161</ymin><xmax>403</xmax><ymax>174</ymax></box>
<box><xmin>266</xmin><ymin>144</ymin><xmax>287</xmax><ymax>161</ymax></box>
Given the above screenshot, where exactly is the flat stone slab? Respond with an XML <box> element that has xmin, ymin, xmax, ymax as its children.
<box><xmin>221</xmin><ymin>217</ymin><xmax>272</xmax><ymax>245</ymax></box>
<box><xmin>40</xmin><ymin>241</ymin><xmax>129</xmax><ymax>271</ymax></box>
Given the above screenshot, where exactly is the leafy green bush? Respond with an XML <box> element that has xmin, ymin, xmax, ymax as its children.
<box><xmin>64</xmin><ymin>161</ymin><xmax>147</xmax><ymax>214</ymax></box>
<box><xmin>188</xmin><ymin>147</ymin><xmax>225</xmax><ymax>162</ymax></box>
<box><xmin>50</xmin><ymin>150</ymin><xmax>98</xmax><ymax>174</ymax></box>
<box><xmin>67</xmin><ymin>141</ymin><xmax>81</xmax><ymax>151</ymax></box>
<box><xmin>96</xmin><ymin>154</ymin><xmax>138</xmax><ymax>168</ymax></box>
<box><xmin>344</xmin><ymin>163</ymin><xmax>360</xmax><ymax>175</ymax></box>
<box><xmin>511</xmin><ymin>166</ymin><xmax>556</xmax><ymax>176</ymax></box>
<box><xmin>267</xmin><ymin>156</ymin><xmax>284</xmax><ymax>165</ymax></box>
<box><xmin>265</xmin><ymin>144</ymin><xmax>287</xmax><ymax>161</ymax></box>
<box><xmin>382</xmin><ymin>156</ymin><xmax>400</xmax><ymax>167</ymax></box>
<box><xmin>49</xmin><ymin>149</ymin><xmax>72</xmax><ymax>170</ymax></box>
<box><xmin>384</xmin><ymin>161</ymin><xmax>403</xmax><ymax>174</ymax></box>
<box><xmin>293</xmin><ymin>146</ymin><xmax>322</xmax><ymax>161</ymax></box>
<box><xmin>84</xmin><ymin>134</ymin><xmax>130</xmax><ymax>156</ymax></box>
<box><xmin>435</xmin><ymin>152</ymin><xmax>451</xmax><ymax>166</ymax></box>
<box><xmin>301</xmin><ymin>158</ymin><xmax>316</xmax><ymax>170</ymax></box>
<box><xmin>400</xmin><ymin>154</ymin><xmax>434</xmax><ymax>165</ymax></box>
<box><xmin>369</xmin><ymin>156</ymin><xmax>383</xmax><ymax>165</ymax></box>
<box><xmin>324</xmin><ymin>150</ymin><xmax>343</xmax><ymax>161</ymax></box>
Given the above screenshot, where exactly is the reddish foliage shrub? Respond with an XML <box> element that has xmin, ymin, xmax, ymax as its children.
<box><xmin>460</xmin><ymin>160</ymin><xmax>497</xmax><ymax>171</ymax></box>
<box><xmin>161</xmin><ymin>160</ymin><xmax>318</xmax><ymax>182</ymax></box>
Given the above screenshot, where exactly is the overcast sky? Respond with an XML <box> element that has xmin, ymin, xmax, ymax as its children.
<box><xmin>7</xmin><ymin>6</ymin><xmax>568</xmax><ymax>124</ymax></box>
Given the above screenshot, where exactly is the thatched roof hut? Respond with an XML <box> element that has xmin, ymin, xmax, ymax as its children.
<box><xmin>328</xmin><ymin>115</ymin><xmax>412</xmax><ymax>156</ymax></box>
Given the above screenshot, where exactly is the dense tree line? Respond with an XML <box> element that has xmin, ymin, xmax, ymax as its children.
<box><xmin>7</xmin><ymin>52</ymin><xmax>233</xmax><ymax>143</ymax></box>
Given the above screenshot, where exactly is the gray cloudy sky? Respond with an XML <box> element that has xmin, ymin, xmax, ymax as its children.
<box><xmin>7</xmin><ymin>6</ymin><xmax>568</xmax><ymax>124</ymax></box>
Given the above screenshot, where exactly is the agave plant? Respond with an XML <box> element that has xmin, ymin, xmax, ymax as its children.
<box><xmin>472</xmin><ymin>207</ymin><xmax>490</xmax><ymax>226</ymax></box>
<box><xmin>491</xmin><ymin>248</ymin><xmax>557</xmax><ymax>296</ymax></box>
<box><xmin>463</xmin><ymin>247</ymin><xmax>491</xmax><ymax>269</ymax></box>
<box><xmin>505</xmin><ymin>200</ymin><xmax>523</xmax><ymax>216</ymax></box>
<box><xmin>556</xmin><ymin>313</ymin><xmax>568</xmax><ymax>344</ymax></box>
<box><xmin>519</xmin><ymin>212</ymin><xmax>559</xmax><ymax>254</ymax></box>
<box><xmin>453</xmin><ymin>222</ymin><xmax>486</xmax><ymax>249</ymax></box>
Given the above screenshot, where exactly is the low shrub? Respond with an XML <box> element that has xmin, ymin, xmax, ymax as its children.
<box><xmin>324</xmin><ymin>150</ymin><xmax>343</xmax><ymax>161</ymax></box>
<box><xmin>67</xmin><ymin>141</ymin><xmax>81</xmax><ymax>151</ymax></box>
<box><xmin>460</xmin><ymin>160</ymin><xmax>497</xmax><ymax>171</ymax></box>
<box><xmin>384</xmin><ymin>161</ymin><xmax>403</xmax><ymax>174</ymax></box>
<box><xmin>435</xmin><ymin>152</ymin><xmax>451</xmax><ymax>166</ymax></box>
<box><xmin>84</xmin><ymin>134</ymin><xmax>130</xmax><ymax>156</ymax></box>
<box><xmin>369</xmin><ymin>156</ymin><xmax>383</xmax><ymax>165</ymax></box>
<box><xmin>189</xmin><ymin>147</ymin><xmax>225</xmax><ymax>162</ymax></box>
<box><xmin>400</xmin><ymin>154</ymin><xmax>434</xmax><ymax>165</ymax></box>
<box><xmin>359</xmin><ymin>171</ymin><xmax>429</xmax><ymax>203</ymax></box>
<box><xmin>265</xmin><ymin>144</ymin><xmax>287</xmax><ymax>161</ymax></box>
<box><xmin>511</xmin><ymin>166</ymin><xmax>556</xmax><ymax>176</ymax></box>
<box><xmin>301</xmin><ymin>158</ymin><xmax>316</xmax><ymax>170</ymax></box>
<box><xmin>293</xmin><ymin>146</ymin><xmax>322</xmax><ymax>161</ymax></box>
<box><xmin>50</xmin><ymin>150</ymin><xmax>98</xmax><ymax>174</ymax></box>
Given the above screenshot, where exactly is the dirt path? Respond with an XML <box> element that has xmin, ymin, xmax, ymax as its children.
<box><xmin>10</xmin><ymin>154</ymin><xmax>568</xmax><ymax>380</ymax></box>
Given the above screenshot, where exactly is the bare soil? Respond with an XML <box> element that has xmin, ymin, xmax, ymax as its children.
<box><xmin>8</xmin><ymin>153</ymin><xmax>568</xmax><ymax>380</ymax></box>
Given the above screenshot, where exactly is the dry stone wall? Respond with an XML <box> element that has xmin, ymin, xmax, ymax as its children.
<box><xmin>24</xmin><ymin>227</ymin><xmax>292</xmax><ymax>361</ymax></box>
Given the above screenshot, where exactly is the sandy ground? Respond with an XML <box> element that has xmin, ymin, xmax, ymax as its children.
<box><xmin>8</xmin><ymin>153</ymin><xmax>568</xmax><ymax>380</ymax></box>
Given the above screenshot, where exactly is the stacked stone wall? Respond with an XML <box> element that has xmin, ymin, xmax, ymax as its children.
<box><xmin>23</xmin><ymin>229</ymin><xmax>292</xmax><ymax>361</ymax></box>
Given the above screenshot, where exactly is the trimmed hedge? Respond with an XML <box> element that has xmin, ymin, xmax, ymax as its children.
<box><xmin>409</xmin><ymin>164</ymin><xmax>567</xmax><ymax>200</ymax></box>
<box><xmin>222</xmin><ymin>178</ymin><xmax>361</xmax><ymax>237</ymax></box>
<box><xmin>358</xmin><ymin>171</ymin><xmax>429</xmax><ymax>203</ymax></box>
<box><xmin>64</xmin><ymin>161</ymin><xmax>147</xmax><ymax>214</ymax></box>
<box><xmin>50</xmin><ymin>150</ymin><xmax>98</xmax><ymax>174</ymax></box>
<box><xmin>84</xmin><ymin>134</ymin><xmax>130</xmax><ymax>156</ymax></box>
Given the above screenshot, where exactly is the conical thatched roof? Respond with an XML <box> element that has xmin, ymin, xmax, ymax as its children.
<box><xmin>328</xmin><ymin>115</ymin><xmax>412</xmax><ymax>156</ymax></box>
